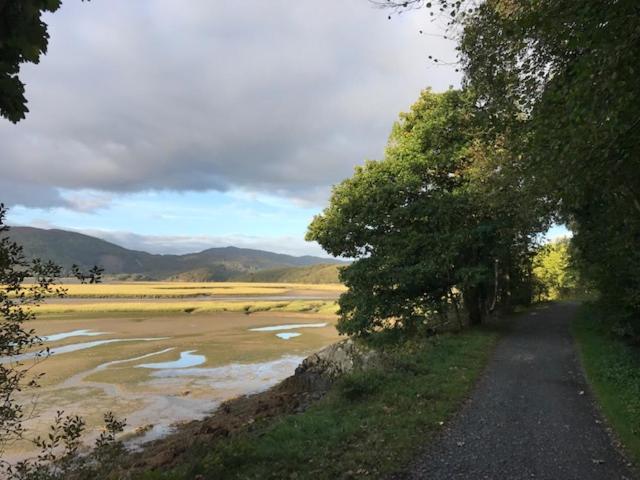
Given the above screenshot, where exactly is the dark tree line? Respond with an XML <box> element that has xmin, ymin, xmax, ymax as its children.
<box><xmin>455</xmin><ymin>0</ymin><xmax>640</xmax><ymax>339</ymax></box>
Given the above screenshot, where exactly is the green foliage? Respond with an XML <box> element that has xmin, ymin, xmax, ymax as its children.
<box><xmin>336</xmin><ymin>369</ymin><xmax>386</xmax><ymax>401</ymax></box>
<box><xmin>7</xmin><ymin>412</ymin><xmax>127</xmax><ymax>480</ymax></box>
<box><xmin>454</xmin><ymin>1</ymin><xmax>640</xmax><ymax>337</ymax></box>
<box><xmin>307</xmin><ymin>89</ymin><xmax>547</xmax><ymax>335</ymax></box>
<box><xmin>0</xmin><ymin>205</ymin><xmax>64</xmax><ymax>454</ymax></box>
<box><xmin>532</xmin><ymin>238</ymin><xmax>584</xmax><ymax>301</ymax></box>
<box><xmin>0</xmin><ymin>1</ymin><xmax>62</xmax><ymax>122</ymax></box>
<box><xmin>0</xmin><ymin>1</ymin><xmax>94</xmax><ymax>122</ymax></box>
<box><xmin>237</xmin><ymin>263</ymin><xmax>342</xmax><ymax>284</ymax></box>
<box><xmin>573</xmin><ymin>305</ymin><xmax>640</xmax><ymax>463</ymax></box>
<box><xmin>382</xmin><ymin>0</ymin><xmax>640</xmax><ymax>339</ymax></box>
<box><xmin>135</xmin><ymin>328</ymin><xmax>498</xmax><ymax>480</ymax></box>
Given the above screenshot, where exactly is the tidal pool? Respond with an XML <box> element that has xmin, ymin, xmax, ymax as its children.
<box><xmin>42</xmin><ymin>329</ymin><xmax>108</xmax><ymax>342</ymax></box>
<box><xmin>97</xmin><ymin>348</ymin><xmax>176</xmax><ymax>370</ymax></box>
<box><xmin>147</xmin><ymin>355</ymin><xmax>305</xmax><ymax>383</ymax></box>
<box><xmin>276</xmin><ymin>332</ymin><xmax>302</xmax><ymax>340</ymax></box>
<box><xmin>249</xmin><ymin>322</ymin><xmax>327</xmax><ymax>332</ymax></box>
<box><xmin>2</xmin><ymin>337</ymin><xmax>169</xmax><ymax>364</ymax></box>
<box><xmin>136</xmin><ymin>350</ymin><xmax>206</xmax><ymax>369</ymax></box>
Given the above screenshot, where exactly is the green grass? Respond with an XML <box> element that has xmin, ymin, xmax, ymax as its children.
<box><xmin>572</xmin><ymin>304</ymin><xmax>640</xmax><ymax>464</ymax></box>
<box><xmin>136</xmin><ymin>328</ymin><xmax>498</xmax><ymax>480</ymax></box>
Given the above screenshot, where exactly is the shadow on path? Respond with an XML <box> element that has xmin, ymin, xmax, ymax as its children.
<box><xmin>392</xmin><ymin>303</ymin><xmax>636</xmax><ymax>480</ymax></box>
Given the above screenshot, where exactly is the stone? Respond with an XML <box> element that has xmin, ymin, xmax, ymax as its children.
<box><xmin>294</xmin><ymin>339</ymin><xmax>379</xmax><ymax>380</ymax></box>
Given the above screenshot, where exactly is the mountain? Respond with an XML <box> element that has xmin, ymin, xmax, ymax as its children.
<box><xmin>5</xmin><ymin>226</ymin><xmax>343</xmax><ymax>281</ymax></box>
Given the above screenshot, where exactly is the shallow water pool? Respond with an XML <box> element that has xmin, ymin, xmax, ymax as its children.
<box><xmin>136</xmin><ymin>350</ymin><xmax>206</xmax><ymax>369</ymax></box>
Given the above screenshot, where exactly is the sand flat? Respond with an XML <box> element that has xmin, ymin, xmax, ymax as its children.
<box><xmin>8</xmin><ymin>309</ymin><xmax>339</xmax><ymax>460</ymax></box>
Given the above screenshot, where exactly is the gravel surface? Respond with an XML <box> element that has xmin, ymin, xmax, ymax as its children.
<box><xmin>392</xmin><ymin>303</ymin><xmax>636</xmax><ymax>480</ymax></box>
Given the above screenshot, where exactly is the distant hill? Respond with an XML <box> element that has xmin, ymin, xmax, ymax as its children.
<box><xmin>5</xmin><ymin>226</ymin><xmax>344</xmax><ymax>282</ymax></box>
<box><xmin>237</xmin><ymin>263</ymin><xmax>342</xmax><ymax>284</ymax></box>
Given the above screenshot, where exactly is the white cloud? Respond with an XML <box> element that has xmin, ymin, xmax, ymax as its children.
<box><xmin>0</xmin><ymin>1</ymin><xmax>460</xmax><ymax>208</ymax></box>
<box><xmin>61</xmin><ymin>190</ymin><xmax>113</xmax><ymax>213</ymax></box>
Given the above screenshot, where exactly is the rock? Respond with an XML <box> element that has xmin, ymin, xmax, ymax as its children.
<box><xmin>295</xmin><ymin>338</ymin><xmax>379</xmax><ymax>379</ymax></box>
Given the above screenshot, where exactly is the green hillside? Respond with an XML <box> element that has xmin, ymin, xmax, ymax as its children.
<box><xmin>237</xmin><ymin>263</ymin><xmax>343</xmax><ymax>284</ymax></box>
<box><xmin>5</xmin><ymin>226</ymin><xmax>343</xmax><ymax>281</ymax></box>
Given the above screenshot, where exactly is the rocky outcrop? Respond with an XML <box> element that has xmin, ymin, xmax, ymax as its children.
<box><xmin>295</xmin><ymin>339</ymin><xmax>378</xmax><ymax>379</ymax></box>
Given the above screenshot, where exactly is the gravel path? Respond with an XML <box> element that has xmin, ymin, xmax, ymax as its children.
<box><xmin>392</xmin><ymin>303</ymin><xmax>636</xmax><ymax>480</ymax></box>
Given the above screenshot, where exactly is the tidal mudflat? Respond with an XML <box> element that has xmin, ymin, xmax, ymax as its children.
<box><xmin>9</xmin><ymin>292</ymin><xmax>340</xmax><ymax>459</ymax></box>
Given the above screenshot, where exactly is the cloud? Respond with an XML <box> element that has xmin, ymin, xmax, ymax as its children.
<box><xmin>0</xmin><ymin>1</ymin><xmax>459</xmax><ymax>208</ymax></box>
<box><xmin>62</xmin><ymin>191</ymin><xmax>113</xmax><ymax>213</ymax></box>
<box><xmin>0</xmin><ymin>179</ymin><xmax>69</xmax><ymax>209</ymax></box>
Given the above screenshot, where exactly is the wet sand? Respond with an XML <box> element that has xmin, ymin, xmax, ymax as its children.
<box><xmin>43</xmin><ymin>292</ymin><xmax>339</xmax><ymax>304</ymax></box>
<box><xmin>8</xmin><ymin>309</ymin><xmax>340</xmax><ymax>460</ymax></box>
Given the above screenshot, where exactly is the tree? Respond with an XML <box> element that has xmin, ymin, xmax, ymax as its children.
<box><xmin>378</xmin><ymin>0</ymin><xmax>640</xmax><ymax>339</ymax></box>
<box><xmin>307</xmin><ymin>89</ymin><xmax>546</xmax><ymax>336</ymax></box>
<box><xmin>531</xmin><ymin>238</ymin><xmax>582</xmax><ymax>301</ymax></box>
<box><xmin>455</xmin><ymin>0</ymin><xmax>640</xmax><ymax>337</ymax></box>
<box><xmin>0</xmin><ymin>1</ymin><xmax>67</xmax><ymax>122</ymax></box>
<box><xmin>0</xmin><ymin>204</ymin><xmax>63</xmax><ymax>455</ymax></box>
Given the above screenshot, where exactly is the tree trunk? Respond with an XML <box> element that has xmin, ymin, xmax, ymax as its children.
<box><xmin>451</xmin><ymin>291</ymin><xmax>463</xmax><ymax>331</ymax></box>
<box><xmin>489</xmin><ymin>259</ymin><xmax>499</xmax><ymax>312</ymax></box>
<box><xmin>464</xmin><ymin>286</ymin><xmax>484</xmax><ymax>326</ymax></box>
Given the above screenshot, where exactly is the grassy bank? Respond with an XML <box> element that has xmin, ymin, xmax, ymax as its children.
<box><xmin>137</xmin><ymin>328</ymin><xmax>499</xmax><ymax>480</ymax></box>
<box><xmin>572</xmin><ymin>305</ymin><xmax>640</xmax><ymax>464</ymax></box>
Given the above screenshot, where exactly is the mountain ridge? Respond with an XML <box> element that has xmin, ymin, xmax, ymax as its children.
<box><xmin>5</xmin><ymin>226</ymin><xmax>343</xmax><ymax>281</ymax></box>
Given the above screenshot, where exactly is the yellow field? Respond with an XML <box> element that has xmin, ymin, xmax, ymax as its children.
<box><xmin>33</xmin><ymin>299</ymin><xmax>339</xmax><ymax>315</ymax></box>
<box><xmin>45</xmin><ymin>281</ymin><xmax>345</xmax><ymax>298</ymax></box>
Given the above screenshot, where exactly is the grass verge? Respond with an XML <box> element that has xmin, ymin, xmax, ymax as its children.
<box><xmin>136</xmin><ymin>328</ymin><xmax>498</xmax><ymax>480</ymax></box>
<box><xmin>572</xmin><ymin>304</ymin><xmax>640</xmax><ymax>464</ymax></box>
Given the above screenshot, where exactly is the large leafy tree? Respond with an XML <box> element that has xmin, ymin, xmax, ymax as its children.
<box><xmin>380</xmin><ymin>0</ymin><xmax>640</xmax><ymax>338</ymax></box>
<box><xmin>307</xmin><ymin>89</ymin><xmax>546</xmax><ymax>336</ymax></box>
<box><xmin>456</xmin><ymin>0</ymin><xmax>640</xmax><ymax>336</ymax></box>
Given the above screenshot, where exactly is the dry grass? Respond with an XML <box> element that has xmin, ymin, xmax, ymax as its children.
<box><xmin>32</xmin><ymin>299</ymin><xmax>339</xmax><ymax>315</ymax></box>
<box><xmin>41</xmin><ymin>282</ymin><xmax>345</xmax><ymax>298</ymax></box>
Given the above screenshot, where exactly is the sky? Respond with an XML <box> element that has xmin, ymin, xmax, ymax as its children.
<box><xmin>1</xmin><ymin>1</ymin><xmax>566</xmax><ymax>257</ymax></box>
